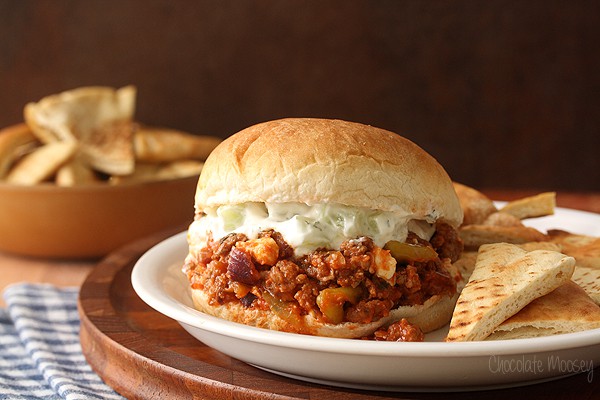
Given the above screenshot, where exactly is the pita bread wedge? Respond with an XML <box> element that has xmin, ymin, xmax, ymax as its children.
<box><xmin>487</xmin><ymin>281</ymin><xmax>600</xmax><ymax>340</ymax></box>
<box><xmin>452</xmin><ymin>242</ymin><xmax>563</xmax><ymax>288</ymax></box>
<box><xmin>459</xmin><ymin>225</ymin><xmax>548</xmax><ymax>250</ymax></box>
<box><xmin>452</xmin><ymin>251</ymin><xmax>478</xmax><ymax>287</ymax></box>
<box><xmin>24</xmin><ymin>85</ymin><xmax>136</xmax><ymax>175</ymax></box>
<box><xmin>452</xmin><ymin>182</ymin><xmax>497</xmax><ymax>225</ymax></box>
<box><xmin>445</xmin><ymin>243</ymin><xmax>575</xmax><ymax>342</ymax></box>
<box><xmin>572</xmin><ymin>266</ymin><xmax>600</xmax><ymax>305</ymax></box>
<box><xmin>482</xmin><ymin>211</ymin><xmax>523</xmax><ymax>227</ymax></box>
<box><xmin>517</xmin><ymin>242</ymin><xmax>562</xmax><ymax>252</ymax></box>
<box><xmin>499</xmin><ymin>192</ymin><xmax>556</xmax><ymax>220</ymax></box>
<box><xmin>548</xmin><ymin>230</ymin><xmax>600</xmax><ymax>269</ymax></box>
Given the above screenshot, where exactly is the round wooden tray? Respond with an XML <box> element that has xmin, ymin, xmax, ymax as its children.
<box><xmin>78</xmin><ymin>228</ymin><xmax>599</xmax><ymax>400</ymax></box>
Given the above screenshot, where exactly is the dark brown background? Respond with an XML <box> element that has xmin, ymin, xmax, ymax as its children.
<box><xmin>1</xmin><ymin>0</ymin><xmax>599</xmax><ymax>191</ymax></box>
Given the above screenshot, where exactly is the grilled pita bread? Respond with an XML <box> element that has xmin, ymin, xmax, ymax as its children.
<box><xmin>445</xmin><ymin>243</ymin><xmax>575</xmax><ymax>342</ymax></box>
<box><xmin>487</xmin><ymin>281</ymin><xmax>600</xmax><ymax>340</ymax></box>
<box><xmin>548</xmin><ymin>230</ymin><xmax>600</xmax><ymax>269</ymax></box>
<box><xmin>572</xmin><ymin>266</ymin><xmax>600</xmax><ymax>305</ymax></box>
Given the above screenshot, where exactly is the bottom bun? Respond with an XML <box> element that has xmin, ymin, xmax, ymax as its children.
<box><xmin>190</xmin><ymin>289</ymin><xmax>458</xmax><ymax>339</ymax></box>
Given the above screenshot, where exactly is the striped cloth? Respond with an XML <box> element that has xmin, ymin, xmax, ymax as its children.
<box><xmin>0</xmin><ymin>283</ymin><xmax>124</xmax><ymax>400</ymax></box>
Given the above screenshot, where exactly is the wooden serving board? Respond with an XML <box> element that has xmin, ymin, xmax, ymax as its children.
<box><xmin>78</xmin><ymin>228</ymin><xmax>599</xmax><ymax>400</ymax></box>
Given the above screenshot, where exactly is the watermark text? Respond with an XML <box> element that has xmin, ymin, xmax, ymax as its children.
<box><xmin>489</xmin><ymin>355</ymin><xmax>594</xmax><ymax>383</ymax></box>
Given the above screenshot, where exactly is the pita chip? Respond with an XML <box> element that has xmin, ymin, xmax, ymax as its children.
<box><xmin>156</xmin><ymin>160</ymin><xmax>204</xmax><ymax>179</ymax></box>
<box><xmin>0</xmin><ymin>123</ymin><xmax>38</xmax><ymax>179</ymax></box>
<box><xmin>81</xmin><ymin>120</ymin><xmax>135</xmax><ymax>175</ymax></box>
<box><xmin>133</xmin><ymin>126</ymin><xmax>221</xmax><ymax>163</ymax></box>
<box><xmin>55</xmin><ymin>156</ymin><xmax>99</xmax><ymax>187</ymax></box>
<box><xmin>572</xmin><ymin>266</ymin><xmax>600</xmax><ymax>305</ymax></box>
<box><xmin>6</xmin><ymin>140</ymin><xmax>77</xmax><ymax>185</ymax></box>
<box><xmin>24</xmin><ymin>86</ymin><xmax>136</xmax><ymax>175</ymax></box>
<box><xmin>108</xmin><ymin>162</ymin><xmax>163</xmax><ymax>184</ymax></box>
<box><xmin>445</xmin><ymin>243</ymin><xmax>575</xmax><ymax>342</ymax></box>
<box><xmin>487</xmin><ymin>281</ymin><xmax>600</xmax><ymax>340</ymax></box>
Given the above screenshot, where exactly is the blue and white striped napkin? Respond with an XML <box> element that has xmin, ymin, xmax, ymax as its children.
<box><xmin>0</xmin><ymin>283</ymin><xmax>124</xmax><ymax>400</ymax></box>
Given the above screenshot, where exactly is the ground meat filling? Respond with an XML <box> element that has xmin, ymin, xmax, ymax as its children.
<box><xmin>183</xmin><ymin>223</ymin><xmax>461</xmax><ymax>328</ymax></box>
<box><xmin>370</xmin><ymin>318</ymin><xmax>425</xmax><ymax>342</ymax></box>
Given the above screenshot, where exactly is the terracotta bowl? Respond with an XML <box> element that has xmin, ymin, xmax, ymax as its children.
<box><xmin>0</xmin><ymin>176</ymin><xmax>198</xmax><ymax>259</ymax></box>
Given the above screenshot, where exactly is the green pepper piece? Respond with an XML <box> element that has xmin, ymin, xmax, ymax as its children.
<box><xmin>262</xmin><ymin>291</ymin><xmax>303</xmax><ymax>328</ymax></box>
<box><xmin>384</xmin><ymin>240</ymin><xmax>438</xmax><ymax>263</ymax></box>
<box><xmin>316</xmin><ymin>286</ymin><xmax>362</xmax><ymax>324</ymax></box>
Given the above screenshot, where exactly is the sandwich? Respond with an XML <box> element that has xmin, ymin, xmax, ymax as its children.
<box><xmin>182</xmin><ymin>118</ymin><xmax>464</xmax><ymax>339</ymax></box>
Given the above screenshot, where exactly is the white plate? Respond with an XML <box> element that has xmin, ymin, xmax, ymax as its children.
<box><xmin>131</xmin><ymin>207</ymin><xmax>600</xmax><ymax>391</ymax></box>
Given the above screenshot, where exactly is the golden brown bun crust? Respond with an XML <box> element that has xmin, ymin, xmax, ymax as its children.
<box><xmin>195</xmin><ymin>118</ymin><xmax>462</xmax><ymax>227</ymax></box>
<box><xmin>191</xmin><ymin>288</ymin><xmax>456</xmax><ymax>338</ymax></box>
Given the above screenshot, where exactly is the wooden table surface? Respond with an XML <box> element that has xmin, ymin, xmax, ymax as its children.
<box><xmin>0</xmin><ymin>189</ymin><xmax>599</xmax><ymax>308</ymax></box>
<box><xmin>0</xmin><ymin>252</ymin><xmax>95</xmax><ymax>307</ymax></box>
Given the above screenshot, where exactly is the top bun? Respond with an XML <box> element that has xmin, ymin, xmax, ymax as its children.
<box><xmin>196</xmin><ymin>118</ymin><xmax>463</xmax><ymax>227</ymax></box>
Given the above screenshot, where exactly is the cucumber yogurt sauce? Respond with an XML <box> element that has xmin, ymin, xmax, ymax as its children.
<box><xmin>189</xmin><ymin>202</ymin><xmax>437</xmax><ymax>256</ymax></box>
